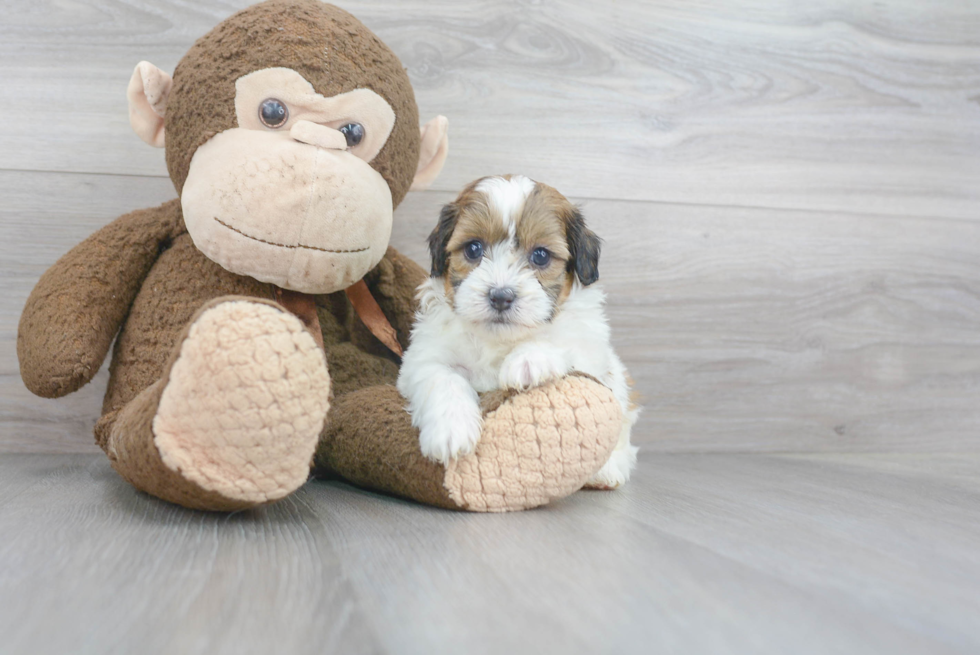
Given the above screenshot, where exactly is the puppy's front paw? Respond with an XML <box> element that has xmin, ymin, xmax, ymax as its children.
<box><xmin>416</xmin><ymin>385</ymin><xmax>483</xmax><ymax>465</ymax></box>
<box><xmin>499</xmin><ymin>345</ymin><xmax>568</xmax><ymax>390</ymax></box>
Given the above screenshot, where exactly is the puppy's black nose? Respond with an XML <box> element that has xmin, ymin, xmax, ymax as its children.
<box><xmin>488</xmin><ymin>287</ymin><xmax>516</xmax><ymax>312</ymax></box>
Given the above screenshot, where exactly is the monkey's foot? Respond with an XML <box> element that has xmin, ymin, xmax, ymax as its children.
<box><xmin>152</xmin><ymin>300</ymin><xmax>330</xmax><ymax>506</ymax></box>
<box><xmin>316</xmin><ymin>375</ymin><xmax>622</xmax><ymax>512</ymax></box>
<box><xmin>446</xmin><ymin>377</ymin><xmax>623</xmax><ymax>511</ymax></box>
<box><xmin>104</xmin><ymin>299</ymin><xmax>330</xmax><ymax>511</ymax></box>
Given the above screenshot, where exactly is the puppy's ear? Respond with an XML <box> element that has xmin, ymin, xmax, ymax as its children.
<box><xmin>428</xmin><ymin>202</ymin><xmax>460</xmax><ymax>277</ymax></box>
<box><xmin>566</xmin><ymin>208</ymin><xmax>601</xmax><ymax>285</ymax></box>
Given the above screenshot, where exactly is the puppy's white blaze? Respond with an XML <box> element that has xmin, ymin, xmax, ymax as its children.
<box><xmin>476</xmin><ymin>175</ymin><xmax>535</xmax><ymax>238</ymax></box>
<box><xmin>453</xmin><ymin>242</ymin><xmax>552</xmax><ymax>333</ymax></box>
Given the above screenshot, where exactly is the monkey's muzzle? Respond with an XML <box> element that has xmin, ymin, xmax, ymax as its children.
<box><xmin>180</xmin><ymin>128</ymin><xmax>393</xmax><ymax>294</ymax></box>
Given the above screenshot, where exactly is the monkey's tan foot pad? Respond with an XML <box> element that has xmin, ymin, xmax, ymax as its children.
<box><xmin>151</xmin><ymin>300</ymin><xmax>330</xmax><ymax>507</ymax></box>
<box><xmin>447</xmin><ymin>376</ymin><xmax>622</xmax><ymax>512</ymax></box>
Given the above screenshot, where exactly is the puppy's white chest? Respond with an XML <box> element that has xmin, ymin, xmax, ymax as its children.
<box><xmin>459</xmin><ymin>367</ymin><xmax>499</xmax><ymax>393</ymax></box>
<box><xmin>452</xmin><ymin>344</ymin><xmax>511</xmax><ymax>393</ymax></box>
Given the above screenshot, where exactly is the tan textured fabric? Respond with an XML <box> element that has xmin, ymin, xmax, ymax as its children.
<box><xmin>153</xmin><ymin>300</ymin><xmax>330</xmax><ymax>505</ymax></box>
<box><xmin>105</xmin><ymin>380</ymin><xmax>263</xmax><ymax>512</ymax></box>
<box><xmin>127</xmin><ymin>61</ymin><xmax>172</xmax><ymax>148</ymax></box>
<box><xmin>102</xmin><ymin>297</ymin><xmax>329</xmax><ymax>511</ymax></box>
<box><xmin>234</xmin><ymin>69</ymin><xmax>396</xmax><ymax>163</ymax></box>
<box><xmin>180</xmin><ymin>126</ymin><xmax>394</xmax><ymax>294</ymax></box>
<box><xmin>445</xmin><ymin>376</ymin><xmax>622</xmax><ymax>512</ymax></box>
<box><xmin>288</xmin><ymin>120</ymin><xmax>348</xmax><ymax>149</ymax></box>
<box><xmin>410</xmin><ymin>115</ymin><xmax>449</xmax><ymax>191</ymax></box>
<box><xmin>315</xmin><ymin>376</ymin><xmax>620</xmax><ymax>512</ymax></box>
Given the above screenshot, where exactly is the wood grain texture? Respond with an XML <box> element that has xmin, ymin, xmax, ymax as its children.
<box><xmin>400</xmin><ymin>191</ymin><xmax>980</xmax><ymax>453</ymax></box>
<box><xmin>1</xmin><ymin>453</ymin><xmax>978</xmax><ymax>654</ymax></box>
<box><xmin>0</xmin><ymin>454</ymin><xmax>383</xmax><ymax>655</ymax></box>
<box><xmin>0</xmin><ymin>0</ymin><xmax>978</xmax><ymax>217</ymax></box>
<box><xmin>4</xmin><ymin>171</ymin><xmax>980</xmax><ymax>452</ymax></box>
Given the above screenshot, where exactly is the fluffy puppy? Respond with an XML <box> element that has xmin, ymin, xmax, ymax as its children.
<box><xmin>397</xmin><ymin>175</ymin><xmax>639</xmax><ymax>488</ymax></box>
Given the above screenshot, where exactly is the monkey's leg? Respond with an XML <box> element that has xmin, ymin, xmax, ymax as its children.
<box><xmin>313</xmin><ymin>376</ymin><xmax>621</xmax><ymax>512</ymax></box>
<box><xmin>96</xmin><ymin>298</ymin><xmax>330</xmax><ymax>511</ymax></box>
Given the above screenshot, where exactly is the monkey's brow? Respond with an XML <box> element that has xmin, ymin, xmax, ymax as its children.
<box><xmin>213</xmin><ymin>217</ymin><xmax>369</xmax><ymax>253</ymax></box>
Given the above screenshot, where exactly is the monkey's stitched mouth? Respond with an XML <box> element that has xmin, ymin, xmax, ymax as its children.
<box><xmin>214</xmin><ymin>217</ymin><xmax>369</xmax><ymax>254</ymax></box>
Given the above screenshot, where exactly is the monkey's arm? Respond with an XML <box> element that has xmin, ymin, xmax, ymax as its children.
<box><xmin>18</xmin><ymin>199</ymin><xmax>184</xmax><ymax>398</ymax></box>
<box><xmin>361</xmin><ymin>246</ymin><xmax>428</xmax><ymax>352</ymax></box>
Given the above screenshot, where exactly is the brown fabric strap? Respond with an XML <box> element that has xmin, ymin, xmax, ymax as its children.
<box><xmin>272</xmin><ymin>282</ymin><xmax>402</xmax><ymax>358</ymax></box>
<box><xmin>345</xmin><ymin>279</ymin><xmax>404</xmax><ymax>357</ymax></box>
<box><xmin>273</xmin><ymin>287</ymin><xmax>324</xmax><ymax>350</ymax></box>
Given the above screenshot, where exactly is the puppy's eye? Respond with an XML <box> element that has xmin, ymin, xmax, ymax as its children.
<box><xmin>530</xmin><ymin>247</ymin><xmax>551</xmax><ymax>267</ymax></box>
<box><xmin>463</xmin><ymin>240</ymin><xmax>484</xmax><ymax>262</ymax></box>
<box><xmin>259</xmin><ymin>98</ymin><xmax>288</xmax><ymax>128</ymax></box>
<box><xmin>339</xmin><ymin>123</ymin><xmax>365</xmax><ymax>147</ymax></box>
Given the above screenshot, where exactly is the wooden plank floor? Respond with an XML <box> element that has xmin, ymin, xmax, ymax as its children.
<box><xmin>1</xmin><ymin>452</ymin><xmax>978</xmax><ymax>655</ymax></box>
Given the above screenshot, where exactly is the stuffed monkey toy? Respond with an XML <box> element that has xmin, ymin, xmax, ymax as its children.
<box><xmin>17</xmin><ymin>0</ymin><xmax>622</xmax><ymax>512</ymax></box>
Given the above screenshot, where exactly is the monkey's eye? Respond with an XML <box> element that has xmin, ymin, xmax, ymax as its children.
<box><xmin>463</xmin><ymin>240</ymin><xmax>484</xmax><ymax>262</ymax></box>
<box><xmin>259</xmin><ymin>98</ymin><xmax>288</xmax><ymax>128</ymax></box>
<box><xmin>530</xmin><ymin>247</ymin><xmax>551</xmax><ymax>267</ymax></box>
<box><xmin>339</xmin><ymin>123</ymin><xmax>365</xmax><ymax>147</ymax></box>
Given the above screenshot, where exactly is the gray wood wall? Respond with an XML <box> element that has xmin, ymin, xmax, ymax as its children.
<box><xmin>2</xmin><ymin>0</ymin><xmax>978</xmax><ymax>453</ymax></box>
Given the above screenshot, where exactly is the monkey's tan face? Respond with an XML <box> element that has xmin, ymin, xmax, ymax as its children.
<box><xmin>180</xmin><ymin>68</ymin><xmax>397</xmax><ymax>294</ymax></box>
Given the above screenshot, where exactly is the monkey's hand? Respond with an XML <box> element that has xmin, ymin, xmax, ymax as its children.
<box><xmin>18</xmin><ymin>200</ymin><xmax>183</xmax><ymax>398</ymax></box>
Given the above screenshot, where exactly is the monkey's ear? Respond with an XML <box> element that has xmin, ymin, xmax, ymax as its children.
<box><xmin>410</xmin><ymin>115</ymin><xmax>449</xmax><ymax>191</ymax></box>
<box><xmin>127</xmin><ymin>61</ymin><xmax>173</xmax><ymax>148</ymax></box>
<box><xmin>427</xmin><ymin>202</ymin><xmax>459</xmax><ymax>277</ymax></box>
<box><xmin>566</xmin><ymin>208</ymin><xmax>601</xmax><ymax>286</ymax></box>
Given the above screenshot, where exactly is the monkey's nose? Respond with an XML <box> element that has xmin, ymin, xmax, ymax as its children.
<box><xmin>488</xmin><ymin>287</ymin><xmax>516</xmax><ymax>312</ymax></box>
<box><xmin>290</xmin><ymin>120</ymin><xmax>347</xmax><ymax>150</ymax></box>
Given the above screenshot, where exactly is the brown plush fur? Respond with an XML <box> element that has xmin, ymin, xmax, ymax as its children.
<box><xmin>165</xmin><ymin>0</ymin><xmax>420</xmax><ymax>206</ymax></box>
<box><xmin>18</xmin><ymin>200</ymin><xmax>185</xmax><ymax>399</ymax></box>
<box><xmin>71</xmin><ymin>203</ymin><xmax>415</xmax><ymax>427</ymax></box>
<box><xmin>315</xmin><ymin>385</ymin><xmax>460</xmax><ymax>510</ymax></box>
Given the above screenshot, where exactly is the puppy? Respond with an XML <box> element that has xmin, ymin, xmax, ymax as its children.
<box><xmin>397</xmin><ymin>175</ymin><xmax>639</xmax><ymax>489</ymax></box>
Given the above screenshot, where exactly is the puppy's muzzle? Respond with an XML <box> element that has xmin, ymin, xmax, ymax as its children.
<box><xmin>488</xmin><ymin>286</ymin><xmax>516</xmax><ymax>312</ymax></box>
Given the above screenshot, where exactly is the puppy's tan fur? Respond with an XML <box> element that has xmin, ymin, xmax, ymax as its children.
<box><xmin>440</xmin><ymin>176</ymin><xmax>577</xmax><ymax>310</ymax></box>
